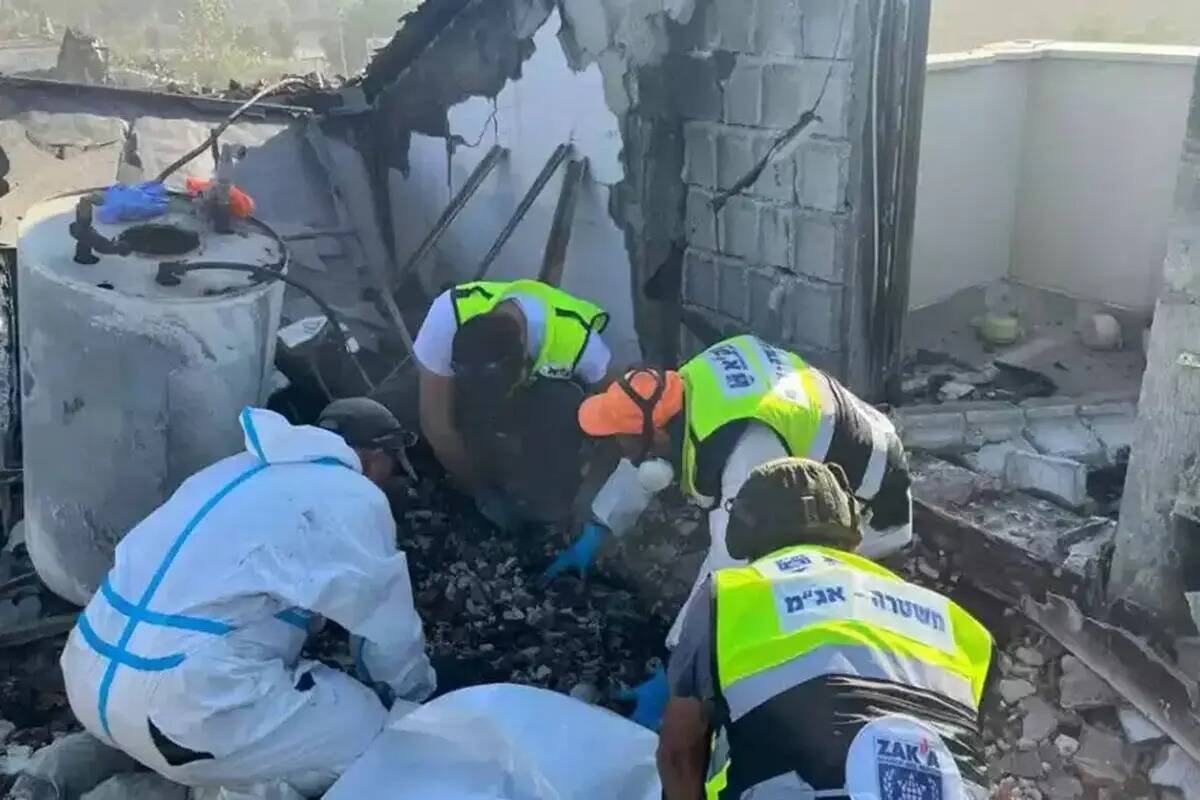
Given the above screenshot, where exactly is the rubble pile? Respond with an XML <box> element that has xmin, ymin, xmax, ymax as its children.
<box><xmin>385</xmin><ymin>455</ymin><xmax>705</xmax><ymax>708</ymax></box>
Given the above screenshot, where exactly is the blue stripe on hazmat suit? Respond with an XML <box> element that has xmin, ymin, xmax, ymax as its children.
<box><xmin>60</xmin><ymin>408</ymin><xmax>436</xmax><ymax>797</ymax></box>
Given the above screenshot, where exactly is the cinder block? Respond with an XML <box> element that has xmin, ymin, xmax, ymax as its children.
<box><xmin>723</xmin><ymin>61</ymin><xmax>763</xmax><ymax>126</ymax></box>
<box><xmin>759</xmin><ymin>205</ymin><xmax>791</xmax><ymax>268</ymax></box>
<box><xmin>713</xmin><ymin>0</ymin><xmax>756</xmax><ymax>52</ymax></box>
<box><xmin>802</xmin><ymin>0</ymin><xmax>856</xmax><ymax>59</ymax></box>
<box><xmin>760</xmin><ymin>62</ymin><xmax>808</xmax><ymax>129</ymax></box>
<box><xmin>893</xmin><ymin>405</ymin><xmax>968</xmax><ymax>453</ymax></box>
<box><xmin>810</xmin><ymin>61</ymin><xmax>852</xmax><ymax>139</ymax></box>
<box><xmin>686</xmin><ymin>188</ymin><xmax>718</xmax><ymax>251</ymax></box>
<box><xmin>964</xmin><ymin>403</ymin><xmax>1026</xmax><ymax>445</ymax></box>
<box><xmin>792</xmin><ymin>212</ymin><xmax>845</xmax><ymax>282</ymax></box>
<box><xmin>718</xmin><ymin>196</ymin><xmax>762</xmax><ymax>262</ymax></box>
<box><xmin>783</xmin><ymin>277</ymin><xmax>841</xmax><ymax>352</ymax></box>
<box><xmin>755</xmin><ymin>0</ymin><xmax>804</xmax><ymax>57</ymax></box>
<box><xmin>717</xmin><ymin>259</ymin><xmax>750</xmax><ymax>321</ymax></box>
<box><xmin>964</xmin><ymin>438</ymin><xmax>1036</xmax><ymax>477</ymax></box>
<box><xmin>797</xmin><ymin>140</ymin><xmax>849</xmax><ymax>212</ymax></box>
<box><xmin>1005</xmin><ymin>451</ymin><xmax>1089</xmax><ymax>510</ymax></box>
<box><xmin>684</xmin><ymin>123</ymin><xmax>717</xmax><ymax>188</ymax></box>
<box><xmin>750</xmin><ymin>132</ymin><xmax>796</xmax><ymax>202</ymax></box>
<box><xmin>747</xmin><ymin>267</ymin><xmax>780</xmax><ymax>333</ymax></box>
<box><xmin>715</xmin><ymin>128</ymin><xmax>755</xmax><ymax>193</ymax></box>
<box><xmin>682</xmin><ymin>249</ymin><xmax>719</xmax><ymax>310</ymax></box>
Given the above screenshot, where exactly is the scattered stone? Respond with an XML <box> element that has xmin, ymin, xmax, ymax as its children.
<box><xmin>1058</xmin><ymin>659</ymin><xmax>1118</xmax><ymax>710</ymax></box>
<box><xmin>1015</xmin><ymin>646</ymin><xmax>1046</xmax><ymax>668</ymax></box>
<box><xmin>1116</xmin><ymin>706</ymin><xmax>1164</xmax><ymax>744</ymax></box>
<box><xmin>939</xmin><ymin>380</ymin><xmax>975</xmax><ymax>401</ymax></box>
<box><xmin>964</xmin><ymin>438</ymin><xmax>1035</xmax><ymax>477</ymax></box>
<box><xmin>1020</xmin><ymin>696</ymin><xmax>1059</xmax><ymax>742</ymax></box>
<box><xmin>999</xmin><ymin>678</ymin><xmax>1037</xmax><ymax>705</ymax></box>
<box><xmin>568</xmin><ymin>682</ymin><xmax>599</xmax><ymax>704</ymax></box>
<box><xmin>1150</xmin><ymin>746</ymin><xmax>1200</xmax><ymax>800</ymax></box>
<box><xmin>1054</xmin><ymin>735</ymin><xmax>1079</xmax><ymax>759</ymax></box>
<box><xmin>1042</xmin><ymin>771</ymin><xmax>1084</xmax><ymax>800</ymax></box>
<box><xmin>1017</xmin><ymin>738</ymin><xmax>1037</xmax><ymax>751</ymax></box>
<box><xmin>1073</xmin><ymin>726</ymin><xmax>1131</xmax><ymax>787</ymax></box>
<box><xmin>1001</xmin><ymin>748</ymin><xmax>1046</xmax><ymax>779</ymax></box>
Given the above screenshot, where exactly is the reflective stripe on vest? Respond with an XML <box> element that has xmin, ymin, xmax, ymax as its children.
<box><xmin>678</xmin><ymin>335</ymin><xmax>833</xmax><ymax>499</ymax></box>
<box><xmin>450</xmin><ymin>280</ymin><xmax>610</xmax><ymax>380</ymax></box>
<box><xmin>714</xmin><ymin>545</ymin><xmax>993</xmax><ymax>719</ymax></box>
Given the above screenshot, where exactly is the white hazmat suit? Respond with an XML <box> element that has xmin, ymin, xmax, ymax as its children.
<box><xmin>61</xmin><ymin>408</ymin><xmax>435</xmax><ymax>797</ymax></box>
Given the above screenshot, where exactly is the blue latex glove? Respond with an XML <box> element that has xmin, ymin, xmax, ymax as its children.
<box><xmin>474</xmin><ymin>488</ymin><xmax>520</xmax><ymax>533</ymax></box>
<box><xmin>96</xmin><ymin>181</ymin><xmax>168</xmax><ymax>224</ymax></box>
<box><xmin>540</xmin><ymin>521</ymin><xmax>609</xmax><ymax>585</ymax></box>
<box><xmin>620</xmin><ymin>668</ymin><xmax>669</xmax><ymax>731</ymax></box>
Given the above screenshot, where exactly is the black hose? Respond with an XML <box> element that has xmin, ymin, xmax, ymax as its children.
<box><xmin>156</xmin><ymin>260</ymin><xmax>375</xmax><ymax>394</ymax></box>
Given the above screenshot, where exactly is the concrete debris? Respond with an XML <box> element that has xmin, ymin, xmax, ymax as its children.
<box><xmin>964</xmin><ymin>439</ymin><xmax>1035</xmax><ymax>476</ymax></box>
<box><xmin>1058</xmin><ymin>656</ymin><xmax>1119</xmax><ymax>710</ymax></box>
<box><xmin>1020</xmin><ymin>696</ymin><xmax>1059</xmax><ymax>742</ymax></box>
<box><xmin>1054</xmin><ymin>735</ymin><xmax>1079</xmax><ymax>759</ymax></box>
<box><xmin>1000</xmin><ymin>678</ymin><xmax>1038</xmax><ymax>705</ymax></box>
<box><xmin>939</xmin><ymin>380</ymin><xmax>975</xmax><ymax>401</ymax></box>
<box><xmin>1177</xmin><ymin>637</ymin><xmax>1200</xmax><ymax>676</ymax></box>
<box><xmin>1042</xmin><ymin>771</ymin><xmax>1083</xmax><ymax>800</ymax></box>
<box><xmin>80</xmin><ymin>773</ymin><xmax>189</xmax><ymax>800</ymax></box>
<box><xmin>1073</xmin><ymin>726</ymin><xmax>1132</xmax><ymax>786</ymax></box>
<box><xmin>0</xmin><ymin>744</ymin><xmax>32</xmax><ymax>775</ymax></box>
<box><xmin>1015</xmin><ymin>647</ymin><xmax>1046</xmax><ymax>668</ymax></box>
<box><xmin>1004</xmin><ymin>451</ymin><xmax>1089</xmax><ymax>510</ymax></box>
<box><xmin>1117</xmin><ymin>706</ymin><xmax>1166</xmax><ymax>744</ymax></box>
<box><xmin>0</xmin><ymin>720</ymin><xmax>15</xmax><ymax>744</ymax></box>
<box><xmin>1150</xmin><ymin>746</ymin><xmax>1200</xmax><ymax>800</ymax></box>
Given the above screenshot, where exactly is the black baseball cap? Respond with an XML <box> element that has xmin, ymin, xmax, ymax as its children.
<box><xmin>317</xmin><ymin>397</ymin><xmax>408</xmax><ymax>449</ymax></box>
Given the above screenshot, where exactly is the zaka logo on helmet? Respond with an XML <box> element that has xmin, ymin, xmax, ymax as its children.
<box><xmin>875</xmin><ymin>736</ymin><xmax>943</xmax><ymax>800</ymax></box>
<box><xmin>775</xmin><ymin>554</ymin><xmax>813</xmax><ymax>573</ymax></box>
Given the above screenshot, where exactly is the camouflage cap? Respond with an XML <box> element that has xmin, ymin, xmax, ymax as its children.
<box><xmin>725</xmin><ymin>457</ymin><xmax>862</xmax><ymax>561</ymax></box>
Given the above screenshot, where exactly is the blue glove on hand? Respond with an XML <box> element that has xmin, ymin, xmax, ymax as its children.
<box><xmin>620</xmin><ymin>667</ymin><xmax>669</xmax><ymax>731</ymax></box>
<box><xmin>540</xmin><ymin>521</ymin><xmax>610</xmax><ymax>585</ymax></box>
<box><xmin>474</xmin><ymin>489</ymin><xmax>520</xmax><ymax>533</ymax></box>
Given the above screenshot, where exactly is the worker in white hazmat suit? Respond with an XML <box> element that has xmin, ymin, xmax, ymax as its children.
<box><xmin>58</xmin><ymin>400</ymin><xmax>436</xmax><ymax>798</ymax></box>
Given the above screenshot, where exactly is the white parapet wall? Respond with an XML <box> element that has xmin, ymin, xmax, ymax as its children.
<box><xmin>911</xmin><ymin>40</ymin><xmax>1200</xmax><ymax>312</ymax></box>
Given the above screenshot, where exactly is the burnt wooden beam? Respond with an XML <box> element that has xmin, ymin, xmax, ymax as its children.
<box><xmin>537</xmin><ymin>156</ymin><xmax>586</xmax><ymax>287</ymax></box>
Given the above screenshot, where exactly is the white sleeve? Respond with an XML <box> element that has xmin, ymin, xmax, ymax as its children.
<box><xmin>412</xmin><ymin>290</ymin><xmax>458</xmax><ymax>377</ymax></box>
<box><xmin>268</xmin><ymin>487</ymin><xmax>436</xmax><ymax>703</ymax></box>
<box><xmin>708</xmin><ymin>423</ymin><xmax>790</xmax><ymax>564</ymax></box>
<box><xmin>574</xmin><ymin>332</ymin><xmax>613</xmax><ymax>385</ymax></box>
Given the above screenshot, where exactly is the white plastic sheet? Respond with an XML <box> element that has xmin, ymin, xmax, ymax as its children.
<box><xmin>325</xmin><ymin>684</ymin><xmax>662</xmax><ymax>800</ymax></box>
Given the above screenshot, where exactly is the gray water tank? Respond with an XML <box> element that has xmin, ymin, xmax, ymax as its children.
<box><xmin>18</xmin><ymin>192</ymin><xmax>285</xmax><ymax>605</ymax></box>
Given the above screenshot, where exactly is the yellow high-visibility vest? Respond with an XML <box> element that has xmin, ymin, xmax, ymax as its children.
<box><xmin>705</xmin><ymin>544</ymin><xmax>993</xmax><ymax>799</ymax></box>
<box><xmin>451</xmin><ymin>280</ymin><xmax>609</xmax><ymax>380</ymax></box>
<box><xmin>678</xmin><ymin>335</ymin><xmax>829</xmax><ymax>498</ymax></box>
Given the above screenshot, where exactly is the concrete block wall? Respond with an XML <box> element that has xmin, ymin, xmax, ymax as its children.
<box><xmin>672</xmin><ymin>0</ymin><xmax>861</xmax><ymax>369</ymax></box>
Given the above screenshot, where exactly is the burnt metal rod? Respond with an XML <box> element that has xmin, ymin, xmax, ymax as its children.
<box><xmin>472</xmin><ymin>143</ymin><xmax>572</xmax><ymax>283</ymax></box>
<box><xmin>394</xmin><ymin>145</ymin><xmax>507</xmax><ymax>291</ymax></box>
<box><xmin>537</xmin><ymin>156</ymin><xmax>586</xmax><ymax>288</ymax></box>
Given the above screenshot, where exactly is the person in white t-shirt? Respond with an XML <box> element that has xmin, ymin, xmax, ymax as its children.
<box><xmin>413</xmin><ymin>279</ymin><xmax>617</xmax><ymax>530</ymax></box>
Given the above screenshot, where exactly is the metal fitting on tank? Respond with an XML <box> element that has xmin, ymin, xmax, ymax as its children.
<box><xmin>68</xmin><ymin>196</ymin><xmax>132</xmax><ymax>265</ymax></box>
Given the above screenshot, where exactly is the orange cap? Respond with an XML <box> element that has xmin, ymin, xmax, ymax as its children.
<box><xmin>578</xmin><ymin>370</ymin><xmax>684</xmax><ymax>437</ymax></box>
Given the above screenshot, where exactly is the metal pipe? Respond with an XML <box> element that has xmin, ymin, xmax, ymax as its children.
<box><xmin>538</xmin><ymin>156</ymin><xmax>586</xmax><ymax>287</ymax></box>
<box><xmin>394</xmin><ymin>144</ymin><xmax>506</xmax><ymax>289</ymax></box>
<box><xmin>472</xmin><ymin>143</ymin><xmax>571</xmax><ymax>282</ymax></box>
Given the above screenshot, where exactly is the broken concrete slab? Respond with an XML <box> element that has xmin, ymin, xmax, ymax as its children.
<box><xmin>1118</xmin><ymin>706</ymin><xmax>1165</xmax><ymax>744</ymax></box>
<box><xmin>1005</xmin><ymin>450</ymin><xmax>1090</xmax><ymax>509</ymax></box>
<box><xmin>1059</xmin><ymin>656</ymin><xmax>1119</xmax><ymax>710</ymax></box>
<box><xmin>1073</xmin><ymin>726</ymin><xmax>1132</xmax><ymax>787</ymax></box>
<box><xmin>1020</xmin><ymin>399</ymin><xmax>1107</xmax><ymax>465</ymax></box>
<box><xmin>999</xmin><ymin>678</ymin><xmax>1037</xmax><ymax>705</ymax></box>
<box><xmin>1054</xmin><ymin>734</ymin><xmax>1079</xmax><ymax>758</ymax></box>
<box><xmin>1020</xmin><ymin>695</ymin><xmax>1060</xmax><ymax>742</ymax></box>
<box><xmin>1043</xmin><ymin>771</ymin><xmax>1083</xmax><ymax>800</ymax></box>
<box><xmin>964</xmin><ymin>402</ymin><xmax>1026</xmax><ymax>444</ymax></box>
<box><xmin>964</xmin><ymin>438</ymin><xmax>1034</xmax><ymax>477</ymax></box>
<box><xmin>893</xmin><ymin>404</ymin><xmax>968</xmax><ymax>452</ymax></box>
<box><xmin>911</xmin><ymin>454</ymin><xmax>1114</xmax><ymax>613</ymax></box>
<box><xmin>1078</xmin><ymin>401</ymin><xmax>1136</xmax><ymax>461</ymax></box>
<box><xmin>1150</xmin><ymin>746</ymin><xmax>1200</xmax><ymax>800</ymax></box>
